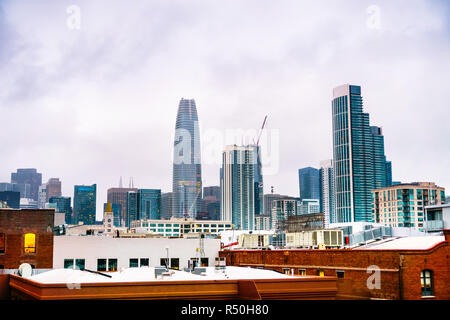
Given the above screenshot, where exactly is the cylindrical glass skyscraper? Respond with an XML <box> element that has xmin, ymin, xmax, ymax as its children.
<box><xmin>172</xmin><ymin>98</ymin><xmax>202</xmax><ymax>218</ymax></box>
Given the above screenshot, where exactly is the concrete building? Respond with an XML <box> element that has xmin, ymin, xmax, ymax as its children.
<box><xmin>130</xmin><ymin>218</ymin><xmax>232</xmax><ymax>237</ymax></box>
<box><xmin>372</xmin><ymin>182</ymin><xmax>446</xmax><ymax>231</ymax></box>
<box><xmin>424</xmin><ymin>203</ymin><xmax>450</xmax><ymax>234</ymax></box>
<box><xmin>255</xmin><ymin>214</ymin><xmax>271</xmax><ymax>231</ymax></box>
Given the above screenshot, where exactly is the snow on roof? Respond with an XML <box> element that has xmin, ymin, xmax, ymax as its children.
<box><xmin>360</xmin><ymin>236</ymin><xmax>445</xmax><ymax>250</ymax></box>
<box><xmin>27</xmin><ymin>266</ymin><xmax>298</xmax><ymax>284</ymax></box>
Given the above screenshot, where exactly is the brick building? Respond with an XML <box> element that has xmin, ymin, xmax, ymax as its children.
<box><xmin>0</xmin><ymin>208</ymin><xmax>54</xmax><ymax>270</ymax></box>
<box><xmin>220</xmin><ymin>230</ymin><xmax>450</xmax><ymax>300</ymax></box>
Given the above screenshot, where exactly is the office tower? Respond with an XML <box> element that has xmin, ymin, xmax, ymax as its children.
<box><xmin>0</xmin><ymin>191</ymin><xmax>20</xmax><ymax>209</ymax></box>
<box><xmin>103</xmin><ymin>202</ymin><xmax>121</xmax><ymax>227</ymax></box>
<box><xmin>172</xmin><ymin>98</ymin><xmax>202</xmax><ymax>219</ymax></box>
<box><xmin>263</xmin><ymin>193</ymin><xmax>288</xmax><ymax>215</ymax></box>
<box><xmin>0</xmin><ymin>182</ymin><xmax>31</xmax><ymax>199</ymax></box>
<box><xmin>126</xmin><ymin>189</ymin><xmax>161</xmax><ymax>225</ymax></box>
<box><xmin>73</xmin><ymin>184</ymin><xmax>97</xmax><ymax>225</ymax></box>
<box><xmin>161</xmin><ymin>192</ymin><xmax>174</xmax><ymax>220</ymax></box>
<box><xmin>271</xmin><ymin>197</ymin><xmax>299</xmax><ymax>231</ymax></box>
<box><xmin>332</xmin><ymin>84</ymin><xmax>391</xmax><ymax>222</ymax></box>
<box><xmin>11</xmin><ymin>169</ymin><xmax>42</xmax><ymax>201</ymax></box>
<box><xmin>220</xmin><ymin>145</ymin><xmax>255</xmax><ymax>230</ymax></box>
<box><xmin>203</xmin><ymin>186</ymin><xmax>221</xmax><ymax>200</ymax></box>
<box><xmin>298</xmin><ymin>167</ymin><xmax>320</xmax><ymax>201</ymax></box>
<box><xmin>49</xmin><ymin>196</ymin><xmax>72</xmax><ymax>225</ymax></box>
<box><xmin>298</xmin><ymin>199</ymin><xmax>320</xmax><ymax>215</ymax></box>
<box><xmin>138</xmin><ymin>189</ymin><xmax>161</xmax><ymax>220</ymax></box>
<box><xmin>126</xmin><ymin>191</ymin><xmax>139</xmax><ymax>227</ymax></box>
<box><xmin>46</xmin><ymin>178</ymin><xmax>62</xmax><ymax>200</ymax></box>
<box><xmin>319</xmin><ymin>159</ymin><xmax>336</xmax><ymax>226</ymax></box>
<box><xmin>107</xmin><ymin>187</ymin><xmax>138</xmax><ymax>227</ymax></box>
<box><xmin>372</xmin><ymin>182</ymin><xmax>445</xmax><ymax>231</ymax></box>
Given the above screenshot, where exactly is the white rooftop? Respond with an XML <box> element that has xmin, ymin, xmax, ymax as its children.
<box><xmin>359</xmin><ymin>236</ymin><xmax>445</xmax><ymax>250</ymax></box>
<box><xmin>27</xmin><ymin>266</ymin><xmax>298</xmax><ymax>284</ymax></box>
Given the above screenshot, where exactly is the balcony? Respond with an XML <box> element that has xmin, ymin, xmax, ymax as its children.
<box><xmin>423</xmin><ymin>220</ymin><xmax>444</xmax><ymax>232</ymax></box>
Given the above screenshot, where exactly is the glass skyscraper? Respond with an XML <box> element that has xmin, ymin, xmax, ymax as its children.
<box><xmin>126</xmin><ymin>189</ymin><xmax>161</xmax><ymax>225</ymax></box>
<box><xmin>319</xmin><ymin>160</ymin><xmax>336</xmax><ymax>226</ymax></box>
<box><xmin>73</xmin><ymin>184</ymin><xmax>96</xmax><ymax>225</ymax></box>
<box><xmin>332</xmin><ymin>84</ymin><xmax>391</xmax><ymax>223</ymax></box>
<box><xmin>172</xmin><ymin>98</ymin><xmax>202</xmax><ymax>219</ymax></box>
<box><xmin>298</xmin><ymin>167</ymin><xmax>320</xmax><ymax>201</ymax></box>
<box><xmin>220</xmin><ymin>145</ymin><xmax>255</xmax><ymax>230</ymax></box>
<box><xmin>49</xmin><ymin>196</ymin><xmax>72</xmax><ymax>224</ymax></box>
<box><xmin>253</xmin><ymin>145</ymin><xmax>264</xmax><ymax>216</ymax></box>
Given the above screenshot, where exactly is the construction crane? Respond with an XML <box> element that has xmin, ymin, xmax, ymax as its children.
<box><xmin>253</xmin><ymin>115</ymin><xmax>268</xmax><ymax>147</ymax></box>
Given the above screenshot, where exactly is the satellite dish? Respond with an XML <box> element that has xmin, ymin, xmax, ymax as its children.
<box><xmin>18</xmin><ymin>263</ymin><xmax>33</xmax><ymax>277</ymax></box>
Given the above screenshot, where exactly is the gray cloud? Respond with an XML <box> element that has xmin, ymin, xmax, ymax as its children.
<box><xmin>1</xmin><ymin>0</ymin><xmax>449</xmax><ymax>218</ymax></box>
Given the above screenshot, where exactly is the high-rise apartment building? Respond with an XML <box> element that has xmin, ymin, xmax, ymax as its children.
<box><xmin>271</xmin><ymin>197</ymin><xmax>299</xmax><ymax>230</ymax></box>
<box><xmin>172</xmin><ymin>98</ymin><xmax>202</xmax><ymax>219</ymax></box>
<box><xmin>11</xmin><ymin>169</ymin><xmax>42</xmax><ymax>201</ymax></box>
<box><xmin>73</xmin><ymin>184</ymin><xmax>97</xmax><ymax>225</ymax></box>
<box><xmin>319</xmin><ymin>159</ymin><xmax>336</xmax><ymax>227</ymax></box>
<box><xmin>220</xmin><ymin>145</ymin><xmax>255</xmax><ymax>230</ymax></box>
<box><xmin>107</xmin><ymin>187</ymin><xmax>138</xmax><ymax>227</ymax></box>
<box><xmin>298</xmin><ymin>167</ymin><xmax>320</xmax><ymax>201</ymax></box>
<box><xmin>253</xmin><ymin>145</ymin><xmax>264</xmax><ymax>216</ymax></box>
<box><xmin>372</xmin><ymin>182</ymin><xmax>446</xmax><ymax>231</ymax></box>
<box><xmin>332</xmin><ymin>84</ymin><xmax>391</xmax><ymax>222</ymax></box>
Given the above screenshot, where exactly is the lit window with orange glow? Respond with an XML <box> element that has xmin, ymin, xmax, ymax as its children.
<box><xmin>24</xmin><ymin>233</ymin><xmax>36</xmax><ymax>253</ymax></box>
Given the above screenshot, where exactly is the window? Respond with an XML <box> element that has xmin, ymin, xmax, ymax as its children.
<box><xmin>97</xmin><ymin>259</ymin><xmax>107</xmax><ymax>271</ymax></box>
<box><xmin>298</xmin><ymin>269</ymin><xmax>306</xmax><ymax>276</ymax></box>
<box><xmin>108</xmin><ymin>259</ymin><xmax>118</xmax><ymax>271</ymax></box>
<box><xmin>336</xmin><ymin>270</ymin><xmax>345</xmax><ymax>279</ymax></box>
<box><xmin>170</xmin><ymin>258</ymin><xmax>180</xmax><ymax>270</ymax></box>
<box><xmin>130</xmin><ymin>258</ymin><xmax>139</xmax><ymax>268</ymax></box>
<box><xmin>200</xmin><ymin>258</ymin><xmax>209</xmax><ymax>267</ymax></box>
<box><xmin>160</xmin><ymin>258</ymin><xmax>169</xmax><ymax>267</ymax></box>
<box><xmin>140</xmin><ymin>258</ymin><xmax>149</xmax><ymax>267</ymax></box>
<box><xmin>421</xmin><ymin>270</ymin><xmax>434</xmax><ymax>296</ymax></box>
<box><xmin>75</xmin><ymin>259</ymin><xmax>85</xmax><ymax>270</ymax></box>
<box><xmin>0</xmin><ymin>265</ymin><xmax>3</xmax><ymax>269</ymax></box>
<box><xmin>24</xmin><ymin>233</ymin><xmax>36</xmax><ymax>253</ymax></box>
<box><xmin>318</xmin><ymin>270</ymin><xmax>324</xmax><ymax>277</ymax></box>
<box><xmin>283</xmin><ymin>268</ymin><xmax>290</xmax><ymax>275</ymax></box>
<box><xmin>0</xmin><ymin>233</ymin><xmax>5</xmax><ymax>254</ymax></box>
<box><xmin>64</xmin><ymin>259</ymin><xmax>74</xmax><ymax>269</ymax></box>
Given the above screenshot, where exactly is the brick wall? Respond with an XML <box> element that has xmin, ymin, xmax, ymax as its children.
<box><xmin>0</xmin><ymin>209</ymin><xmax>54</xmax><ymax>269</ymax></box>
<box><xmin>220</xmin><ymin>240</ymin><xmax>449</xmax><ymax>300</ymax></box>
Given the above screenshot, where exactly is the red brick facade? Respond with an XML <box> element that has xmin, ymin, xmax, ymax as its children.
<box><xmin>220</xmin><ymin>230</ymin><xmax>450</xmax><ymax>300</ymax></box>
<box><xmin>0</xmin><ymin>209</ymin><xmax>54</xmax><ymax>269</ymax></box>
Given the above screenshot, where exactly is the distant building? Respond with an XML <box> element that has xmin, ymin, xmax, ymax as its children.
<box><xmin>103</xmin><ymin>202</ymin><xmax>122</xmax><ymax>227</ymax></box>
<box><xmin>255</xmin><ymin>214</ymin><xmax>271</xmax><ymax>231</ymax></box>
<box><xmin>372</xmin><ymin>182</ymin><xmax>446</xmax><ymax>231</ymax></box>
<box><xmin>0</xmin><ymin>182</ymin><xmax>31</xmax><ymax>199</ymax></box>
<box><xmin>161</xmin><ymin>192</ymin><xmax>174</xmax><ymax>220</ymax></box>
<box><xmin>298</xmin><ymin>199</ymin><xmax>320</xmax><ymax>215</ymax></box>
<box><xmin>271</xmin><ymin>197</ymin><xmax>299</xmax><ymax>231</ymax></box>
<box><xmin>263</xmin><ymin>193</ymin><xmax>288</xmax><ymax>216</ymax></box>
<box><xmin>220</xmin><ymin>145</ymin><xmax>255</xmax><ymax>230</ymax></box>
<box><xmin>319</xmin><ymin>159</ymin><xmax>335</xmax><ymax>227</ymax></box>
<box><xmin>0</xmin><ymin>191</ymin><xmax>20</xmax><ymax>209</ymax></box>
<box><xmin>73</xmin><ymin>184</ymin><xmax>97</xmax><ymax>225</ymax></box>
<box><xmin>46</xmin><ymin>178</ymin><xmax>62</xmax><ymax>201</ymax></box>
<box><xmin>203</xmin><ymin>186</ymin><xmax>220</xmax><ymax>200</ymax></box>
<box><xmin>49</xmin><ymin>196</ymin><xmax>72</xmax><ymax>225</ymax></box>
<box><xmin>285</xmin><ymin>213</ymin><xmax>325</xmax><ymax>232</ymax></box>
<box><xmin>131</xmin><ymin>218</ymin><xmax>232</xmax><ymax>237</ymax></box>
<box><xmin>424</xmin><ymin>203</ymin><xmax>450</xmax><ymax>233</ymax></box>
<box><xmin>298</xmin><ymin>167</ymin><xmax>320</xmax><ymax>201</ymax></box>
<box><xmin>19</xmin><ymin>198</ymin><xmax>38</xmax><ymax>209</ymax></box>
<box><xmin>172</xmin><ymin>98</ymin><xmax>203</xmax><ymax>219</ymax></box>
<box><xmin>126</xmin><ymin>189</ymin><xmax>161</xmax><ymax>226</ymax></box>
<box><xmin>11</xmin><ymin>169</ymin><xmax>42</xmax><ymax>201</ymax></box>
<box><xmin>107</xmin><ymin>187</ymin><xmax>138</xmax><ymax>227</ymax></box>
<box><xmin>332</xmin><ymin>84</ymin><xmax>391</xmax><ymax>223</ymax></box>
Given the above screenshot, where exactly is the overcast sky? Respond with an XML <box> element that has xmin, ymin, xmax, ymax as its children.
<box><xmin>1</xmin><ymin>0</ymin><xmax>449</xmax><ymax>220</ymax></box>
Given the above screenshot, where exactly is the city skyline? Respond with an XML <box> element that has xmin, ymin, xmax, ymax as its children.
<box><xmin>1</xmin><ymin>0</ymin><xmax>449</xmax><ymax>219</ymax></box>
